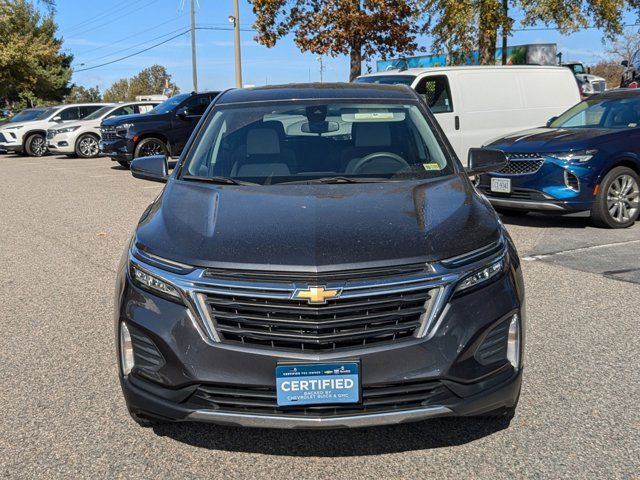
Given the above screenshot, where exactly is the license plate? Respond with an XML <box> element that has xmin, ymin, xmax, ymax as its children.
<box><xmin>491</xmin><ymin>177</ymin><xmax>511</xmax><ymax>193</ymax></box>
<box><xmin>276</xmin><ymin>362</ymin><xmax>360</xmax><ymax>407</ymax></box>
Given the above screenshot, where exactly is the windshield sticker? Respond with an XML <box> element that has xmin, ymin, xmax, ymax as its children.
<box><xmin>342</xmin><ymin>112</ymin><xmax>405</xmax><ymax>122</ymax></box>
<box><xmin>423</xmin><ymin>162</ymin><xmax>442</xmax><ymax>171</ymax></box>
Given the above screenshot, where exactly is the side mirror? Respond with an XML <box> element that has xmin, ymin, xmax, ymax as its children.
<box><xmin>466</xmin><ymin>148</ymin><xmax>508</xmax><ymax>176</ymax></box>
<box><xmin>131</xmin><ymin>155</ymin><xmax>168</xmax><ymax>183</ymax></box>
<box><xmin>546</xmin><ymin>116</ymin><xmax>558</xmax><ymax>127</ymax></box>
<box><xmin>622</xmin><ymin>60</ymin><xmax>629</xmax><ymax>67</ymax></box>
<box><xmin>52</xmin><ymin>116</ymin><xmax>62</xmax><ymax>122</ymax></box>
<box><xmin>176</xmin><ymin>107</ymin><xmax>190</xmax><ymax>119</ymax></box>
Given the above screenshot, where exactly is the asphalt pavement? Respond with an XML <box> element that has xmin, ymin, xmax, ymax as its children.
<box><xmin>0</xmin><ymin>154</ymin><xmax>638</xmax><ymax>479</ymax></box>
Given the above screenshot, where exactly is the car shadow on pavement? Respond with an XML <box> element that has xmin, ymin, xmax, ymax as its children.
<box><xmin>152</xmin><ymin>417</ymin><xmax>512</xmax><ymax>456</ymax></box>
<box><xmin>498</xmin><ymin>212</ymin><xmax>592</xmax><ymax>229</ymax></box>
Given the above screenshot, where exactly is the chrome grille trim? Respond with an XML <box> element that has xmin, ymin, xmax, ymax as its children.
<box><xmin>128</xmin><ymin>240</ymin><xmax>507</xmax><ymax>351</ymax></box>
<box><xmin>497</xmin><ymin>153</ymin><xmax>545</xmax><ymax>175</ymax></box>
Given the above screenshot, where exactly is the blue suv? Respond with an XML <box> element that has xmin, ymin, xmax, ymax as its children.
<box><xmin>478</xmin><ymin>89</ymin><xmax>640</xmax><ymax>228</ymax></box>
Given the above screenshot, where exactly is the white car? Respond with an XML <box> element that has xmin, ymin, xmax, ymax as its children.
<box><xmin>356</xmin><ymin>66</ymin><xmax>581</xmax><ymax>164</ymax></box>
<box><xmin>0</xmin><ymin>103</ymin><xmax>109</xmax><ymax>156</ymax></box>
<box><xmin>47</xmin><ymin>101</ymin><xmax>159</xmax><ymax>158</ymax></box>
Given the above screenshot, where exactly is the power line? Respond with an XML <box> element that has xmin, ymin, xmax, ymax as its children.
<box><xmin>63</xmin><ymin>0</ymin><xmax>136</xmax><ymax>33</ymax></box>
<box><xmin>65</xmin><ymin>0</ymin><xmax>159</xmax><ymax>39</ymax></box>
<box><xmin>73</xmin><ymin>16</ymin><xmax>186</xmax><ymax>59</ymax></box>
<box><xmin>73</xmin><ymin>30</ymin><xmax>190</xmax><ymax>72</ymax></box>
<box><xmin>75</xmin><ymin>26</ymin><xmax>189</xmax><ymax>65</ymax></box>
<box><xmin>512</xmin><ymin>22</ymin><xmax>640</xmax><ymax>32</ymax></box>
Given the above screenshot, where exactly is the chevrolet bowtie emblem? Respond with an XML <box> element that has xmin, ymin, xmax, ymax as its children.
<box><xmin>293</xmin><ymin>286</ymin><xmax>341</xmax><ymax>304</ymax></box>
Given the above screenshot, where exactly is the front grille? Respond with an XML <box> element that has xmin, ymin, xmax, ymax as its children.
<box><xmin>186</xmin><ymin>379</ymin><xmax>456</xmax><ymax>416</ymax></box>
<box><xmin>201</xmin><ymin>269</ymin><xmax>437</xmax><ymax>352</ymax></box>
<box><xmin>475</xmin><ymin>320</ymin><xmax>509</xmax><ymax>365</ymax></box>
<box><xmin>593</xmin><ymin>80</ymin><xmax>606</xmax><ymax>93</ymax></box>
<box><xmin>497</xmin><ymin>153</ymin><xmax>545</xmax><ymax>175</ymax></box>
<box><xmin>100</xmin><ymin>128</ymin><xmax>118</xmax><ymax>142</ymax></box>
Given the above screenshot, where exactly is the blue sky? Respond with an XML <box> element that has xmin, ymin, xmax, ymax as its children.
<box><xmin>54</xmin><ymin>0</ymin><xmax>639</xmax><ymax>93</ymax></box>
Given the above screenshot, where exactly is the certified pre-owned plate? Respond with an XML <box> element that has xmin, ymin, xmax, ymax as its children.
<box><xmin>276</xmin><ymin>362</ymin><xmax>360</xmax><ymax>407</ymax></box>
<box><xmin>491</xmin><ymin>177</ymin><xmax>511</xmax><ymax>193</ymax></box>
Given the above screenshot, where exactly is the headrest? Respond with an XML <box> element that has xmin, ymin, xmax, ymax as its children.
<box><xmin>354</xmin><ymin>122</ymin><xmax>391</xmax><ymax>147</ymax></box>
<box><xmin>246</xmin><ymin>128</ymin><xmax>280</xmax><ymax>155</ymax></box>
<box><xmin>612</xmin><ymin>108</ymin><xmax>637</xmax><ymax>126</ymax></box>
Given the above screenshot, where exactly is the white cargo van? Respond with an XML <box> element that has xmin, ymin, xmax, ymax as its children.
<box><xmin>356</xmin><ymin>66</ymin><xmax>581</xmax><ymax>164</ymax></box>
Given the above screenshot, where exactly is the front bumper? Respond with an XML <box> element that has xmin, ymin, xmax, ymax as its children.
<box><xmin>47</xmin><ymin>133</ymin><xmax>74</xmax><ymax>154</ymax></box>
<box><xmin>115</xmin><ymin>241</ymin><xmax>525</xmax><ymax>429</ymax></box>
<box><xmin>100</xmin><ymin>138</ymin><xmax>133</xmax><ymax>162</ymax></box>
<box><xmin>0</xmin><ymin>130</ymin><xmax>23</xmax><ymax>152</ymax></box>
<box><xmin>478</xmin><ymin>155</ymin><xmax>599</xmax><ymax>212</ymax></box>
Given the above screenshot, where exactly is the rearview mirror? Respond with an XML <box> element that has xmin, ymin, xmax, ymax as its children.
<box><xmin>466</xmin><ymin>148</ymin><xmax>508</xmax><ymax>176</ymax></box>
<box><xmin>622</xmin><ymin>60</ymin><xmax>629</xmax><ymax>67</ymax></box>
<box><xmin>546</xmin><ymin>116</ymin><xmax>557</xmax><ymax>127</ymax></box>
<box><xmin>131</xmin><ymin>155</ymin><xmax>168</xmax><ymax>183</ymax></box>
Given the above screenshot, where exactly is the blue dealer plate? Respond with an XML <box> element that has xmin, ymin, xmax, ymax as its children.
<box><xmin>276</xmin><ymin>362</ymin><xmax>360</xmax><ymax>407</ymax></box>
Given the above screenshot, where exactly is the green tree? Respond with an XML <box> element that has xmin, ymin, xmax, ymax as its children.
<box><xmin>0</xmin><ymin>0</ymin><xmax>72</xmax><ymax>107</ymax></box>
<box><xmin>425</xmin><ymin>0</ymin><xmax>640</xmax><ymax>65</ymax></box>
<box><xmin>102</xmin><ymin>65</ymin><xmax>178</xmax><ymax>102</ymax></box>
<box><xmin>103</xmin><ymin>79</ymin><xmax>130</xmax><ymax>102</ymax></box>
<box><xmin>251</xmin><ymin>0</ymin><xmax>423</xmax><ymax>81</ymax></box>
<box><xmin>64</xmin><ymin>85</ymin><xmax>102</xmax><ymax>103</ymax></box>
<box><xmin>128</xmin><ymin>65</ymin><xmax>179</xmax><ymax>99</ymax></box>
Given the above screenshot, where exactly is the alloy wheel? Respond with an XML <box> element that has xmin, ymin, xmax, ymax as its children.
<box><xmin>606</xmin><ymin>173</ymin><xmax>640</xmax><ymax>223</ymax></box>
<box><xmin>31</xmin><ymin>136</ymin><xmax>47</xmax><ymax>156</ymax></box>
<box><xmin>78</xmin><ymin>136</ymin><xmax>99</xmax><ymax>157</ymax></box>
<box><xmin>139</xmin><ymin>141</ymin><xmax>165</xmax><ymax>157</ymax></box>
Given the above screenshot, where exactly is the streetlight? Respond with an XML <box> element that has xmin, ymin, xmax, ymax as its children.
<box><xmin>228</xmin><ymin>0</ymin><xmax>243</xmax><ymax>88</ymax></box>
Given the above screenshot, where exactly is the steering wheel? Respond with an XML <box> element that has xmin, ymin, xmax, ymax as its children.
<box><xmin>349</xmin><ymin>152</ymin><xmax>410</xmax><ymax>175</ymax></box>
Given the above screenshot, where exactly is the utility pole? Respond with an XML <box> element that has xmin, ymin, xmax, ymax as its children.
<box><xmin>317</xmin><ymin>56</ymin><xmax>325</xmax><ymax>83</ymax></box>
<box><xmin>231</xmin><ymin>0</ymin><xmax>243</xmax><ymax>88</ymax></box>
<box><xmin>190</xmin><ymin>0</ymin><xmax>198</xmax><ymax>91</ymax></box>
<box><xmin>501</xmin><ymin>0</ymin><xmax>508</xmax><ymax>65</ymax></box>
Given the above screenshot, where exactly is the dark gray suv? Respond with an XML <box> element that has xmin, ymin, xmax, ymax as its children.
<box><xmin>115</xmin><ymin>83</ymin><xmax>525</xmax><ymax>429</ymax></box>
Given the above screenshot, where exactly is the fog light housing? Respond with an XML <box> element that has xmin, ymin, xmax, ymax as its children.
<box><xmin>506</xmin><ymin>314</ymin><xmax>521</xmax><ymax>370</ymax></box>
<box><xmin>120</xmin><ymin>322</ymin><xmax>135</xmax><ymax>375</ymax></box>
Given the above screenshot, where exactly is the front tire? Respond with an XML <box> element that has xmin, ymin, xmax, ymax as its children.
<box><xmin>134</xmin><ymin>137</ymin><xmax>168</xmax><ymax>159</ymax></box>
<box><xmin>24</xmin><ymin>133</ymin><xmax>48</xmax><ymax>157</ymax></box>
<box><xmin>591</xmin><ymin>166</ymin><xmax>640</xmax><ymax>228</ymax></box>
<box><xmin>75</xmin><ymin>134</ymin><xmax>100</xmax><ymax>158</ymax></box>
<box><xmin>117</xmin><ymin>160</ymin><xmax>130</xmax><ymax>168</ymax></box>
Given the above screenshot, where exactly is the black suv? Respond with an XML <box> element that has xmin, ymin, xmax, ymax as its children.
<box><xmin>117</xmin><ymin>83</ymin><xmax>524</xmax><ymax>429</ymax></box>
<box><xmin>100</xmin><ymin>91</ymin><xmax>219</xmax><ymax>167</ymax></box>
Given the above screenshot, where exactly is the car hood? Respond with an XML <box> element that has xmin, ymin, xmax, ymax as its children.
<box><xmin>134</xmin><ymin>175</ymin><xmax>501</xmax><ymax>271</ymax></box>
<box><xmin>101</xmin><ymin>112</ymin><xmax>164</xmax><ymax>126</ymax></box>
<box><xmin>486</xmin><ymin>127</ymin><xmax>618</xmax><ymax>152</ymax></box>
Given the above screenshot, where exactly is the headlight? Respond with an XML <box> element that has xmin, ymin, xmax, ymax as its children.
<box><xmin>456</xmin><ymin>258</ymin><xmax>504</xmax><ymax>292</ymax></box>
<box><xmin>116</xmin><ymin>123</ymin><xmax>134</xmax><ymax>136</ymax></box>
<box><xmin>54</xmin><ymin>125</ymin><xmax>81</xmax><ymax>134</ymax></box>
<box><xmin>580</xmin><ymin>82</ymin><xmax>593</xmax><ymax>94</ymax></box>
<box><xmin>4</xmin><ymin>125</ymin><xmax>23</xmax><ymax>131</ymax></box>
<box><xmin>548</xmin><ymin>149</ymin><xmax>598</xmax><ymax>163</ymax></box>
<box><xmin>130</xmin><ymin>264</ymin><xmax>181</xmax><ymax>300</ymax></box>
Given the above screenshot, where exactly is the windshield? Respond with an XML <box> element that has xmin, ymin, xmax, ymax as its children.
<box><xmin>568</xmin><ymin>64</ymin><xmax>586</xmax><ymax>74</ymax></box>
<box><xmin>149</xmin><ymin>93</ymin><xmax>189</xmax><ymax>114</ymax></box>
<box><xmin>35</xmin><ymin>108</ymin><xmax>57</xmax><ymax>120</ymax></box>
<box><xmin>550</xmin><ymin>96</ymin><xmax>640</xmax><ymax>129</ymax></box>
<box><xmin>84</xmin><ymin>106</ymin><xmax>113</xmax><ymax>120</ymax></box>
<box><xmin>182</xmin><ymin>101</ymin><xmax>453</xmax><ymax>185</ymax></box>
<box><xmin>355</xmin><ymin>75</ymin><xmax>416</xmax><ymax>86</ymax></box>
<box><xmin>10</xmin><ymin>108</ymin><xmax>48</xmax><ymax>122</ymax></box>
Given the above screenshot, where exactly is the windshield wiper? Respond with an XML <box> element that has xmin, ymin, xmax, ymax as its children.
<box><xmin>181</xmin><ymin>175</ymin><xmax>258</xmax><ymax>186</ymax></box>
<box><xmin>283</xmin><ymin>176</ymin><xmax>388</xmax><ymax>185</ymax></box>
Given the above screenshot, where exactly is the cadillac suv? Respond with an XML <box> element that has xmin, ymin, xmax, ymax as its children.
<box><xmin>116</xmin><ymin>83</ymin><xmax>525</xmax><ymax>429</ymax></box>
